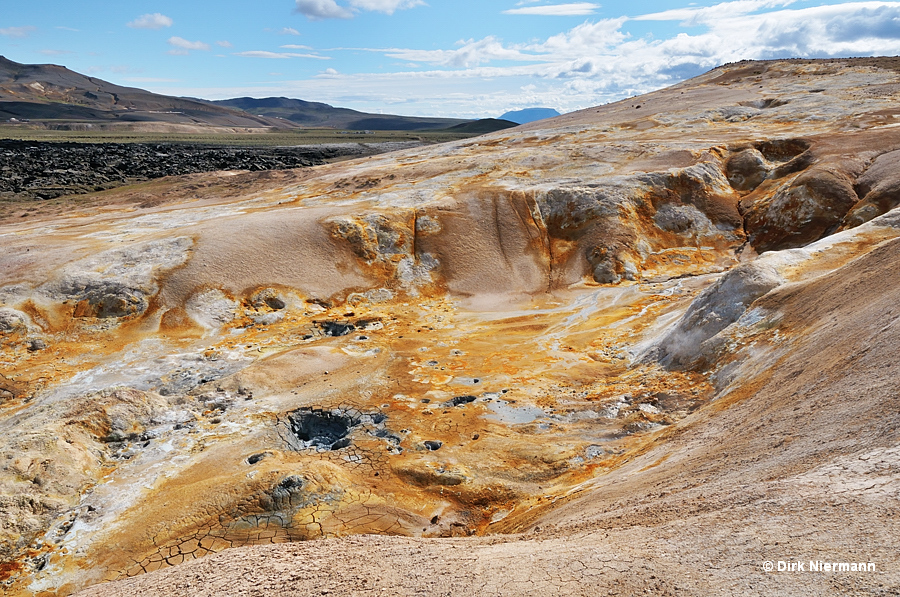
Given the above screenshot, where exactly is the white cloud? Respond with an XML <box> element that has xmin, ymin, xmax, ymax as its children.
<box><xmin>534</xmin><ymin>18</ymin><xmax>628</xmax><ymax>56</ymax></box>
<box><xmin>385</xmin><ymin>37</ymin><xmax>542</xmax><ymax>67</ymax></box>
<box><xmin>635</xmin><ymin>0</ymin><xmax>795</xmax><ymax>24</ymax></box>
<box><xmin>0</xmin><ymin>26</ymin><xmax>36</xmax><ymax>38</ymax></box>
<box><xmin>235</xmin><ymin>50</ymin><xmax>331</xmax><ymax>59</ymax></box>
<box><xmin>217</xmin><ymin>40</ymin><xmax>233</xmax><ymax>48</ymax></box>
<box><xmin>295</xmin><ymin>0</ymin><xmax>354</xmax><ymax>19</ymax></box>
<box><xmin>294</xmin><ymin>0</ymin><xmax>423</xmax><ymax>19</ymax></box>
<box><xmin>127</xmin><ymin>13</ymin><xmax>173</xmax><ymax>30</ymax></box>
<box><xmin>280</xmin><ymin>27</ymin><xmax>301</xmax><ymax>35</ymax></box>
<box><xmin>503</xmin><ymin>3</ymin><xmax>600</xmax><ymax>16</ymax></box>
<box><xmin>55</xmin><ymin>26</ymin><xmax>80</xmax><ymax>32</ymax></box>
<box><xmin>167</xmin><ymin>37</ymin><xmax>210</xmax><ymax>55</ymax></box>
<box><xmin>347</xmin><ymin>0</ymin><xmax>426</xmax><ymax>14</ymax></box>
<box><xmin>281</xmin><ymin>44</ymin><xmax>314</xmax><ymax>49</ymax></box>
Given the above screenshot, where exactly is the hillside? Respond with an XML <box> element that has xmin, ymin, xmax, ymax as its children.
<box><xmin>0</xmin><ymin>56</ymin><xmax>285</xmax><ymax>130</ymax></box>
<box><xmin>212</xmin><ymin>96</ymin><xmax>470</xmax><ymax>131</ymax></box>
<box><xmin>440</xmin><ymin>118</ymin><xmax>518</xmax><ymax>134</ymax></box>
<box><xmin>1</xmin><ymin>58</ymin><xmax>899</xmax><ymax>597</ymax></box>
<box><xmin>0</xmin><ymin>57</ymin><xmax>474</xmax><ymax>133</ymax></box>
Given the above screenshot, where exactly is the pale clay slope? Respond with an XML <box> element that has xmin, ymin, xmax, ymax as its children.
<box><xmin>0</xmin><ymin>59</ymin><xmax>898</xmax><ymax>596</ymax></box>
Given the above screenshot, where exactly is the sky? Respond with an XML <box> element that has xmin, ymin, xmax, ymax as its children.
<box><xmin>2</xmin><ymin>0</ymin><xmax>900</xmax><ymax>118</ymax></box>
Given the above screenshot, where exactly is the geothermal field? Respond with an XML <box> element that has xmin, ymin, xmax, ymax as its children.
<box><xmin>1</xmin><ymin>58</ymin><xmax>899</xmax><ymax>596</ymax></box>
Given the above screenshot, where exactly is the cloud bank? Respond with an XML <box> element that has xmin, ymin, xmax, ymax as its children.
<box><xmin>359</xmin><ymin>0</ymin><xmax>900</xmax><ymax>112</ymax></box>
<box><xmin>235</xmin><ymin>50</ymin><xmax>330</xmax><ymax>59</ymax></box>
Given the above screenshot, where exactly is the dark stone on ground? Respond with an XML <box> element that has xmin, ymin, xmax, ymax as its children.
<box><xmin>317</xmin><ymin>321</ymin><xmax>356</xmax><ymax>337</ymax></box>
<box><xmin>443</xmin><ymin>395</ymin><xmax>477</xmax><ymax>407</ymax></box>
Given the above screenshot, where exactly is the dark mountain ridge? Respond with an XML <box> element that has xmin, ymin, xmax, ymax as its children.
<box><xmin>211</xmin><ymin>96</ymin><xmax>469</xmax><ymax>131</ymax></box>
<box><xmin>0</xmin><ymin>57</ymin><xmax>483</xmax><ymax>132</ymax></box>
<box><xmin>0</xmin><ymin>56</ymin><xmax>279</xmax><ymax>128</ymax></box>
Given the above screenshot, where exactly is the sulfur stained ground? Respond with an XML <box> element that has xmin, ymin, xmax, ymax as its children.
<box><xmin>0</xmin><ymin>254</ymin><xmax>719</xmax><ymax>596</ymax></box>
<box><xmin>3</xmin><ymin>57</ymin><xmax>900</xmax><ymax>596</ymax></box>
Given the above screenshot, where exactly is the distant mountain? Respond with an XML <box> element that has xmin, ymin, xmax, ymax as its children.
<box><xmin>499</xmin><ymin>108</ymin><xmax>561</xmax><ymax>125</ymax></box>
<box><xmin>0</xmin><ymin>56</ymin><xmax>283</xmax><ymax>129</ymax></box>
<box><xmin>212</xmin><ymin>97</ymin><xmax>469</xmax><ymax>131</ymax></box>
<box><xmin>440</xmin><ymin>118</ymin><xmax>518</xmax><ymax>134</ymax></box>
<box><xmin>0</xmin><ymin>57</ymin><xmax>477</xmax><ymax>132</ymax></box>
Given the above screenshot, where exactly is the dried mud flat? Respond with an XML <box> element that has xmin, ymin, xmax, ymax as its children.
<box><xmin>1</xmin><ymin>59</ymin><xmax>899</xmax><ymax>596</ymax></box>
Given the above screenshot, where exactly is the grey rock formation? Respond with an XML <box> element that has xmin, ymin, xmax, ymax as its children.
<box><xmin>0</xmin><ymin>307</ymin><xmax>30</xmax><ymax>333</ymax></box>
<box><xmin>844</xmin><ymin>150</ymin><xmax>900</xmax><ymax>228</ymax></box>
<box><xmin>652</xmin><ymin>261</ymin><xmax>785</xmax><ymax>369</ymax></box>
<box><xmin>725</xmin><ymin>148</ymin><xmax>770</xmax><ymax>192</ymax></box>
<box><xmin>43</xmin><ymin>237</ymin><xmax>193</xmax><ymax>319</ymax></box>
<box><xmin>744</xmin><ymin>167</ymin><xmax>859</xmax><ymax>252</ymax></box>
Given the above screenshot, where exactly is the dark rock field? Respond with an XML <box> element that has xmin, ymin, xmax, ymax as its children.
<box><xmin>0</xmin><ymin>140</ymin><xmax>366</xmax><ymax>200</ymax></box>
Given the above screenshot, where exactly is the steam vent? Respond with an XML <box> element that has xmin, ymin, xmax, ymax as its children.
<box><xmin>2</xmin><ymin>59</ymin><xmax>900</xmax><ymax>596</ymax></box>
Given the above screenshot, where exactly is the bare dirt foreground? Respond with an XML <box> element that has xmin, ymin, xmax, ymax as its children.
<box><xmin>1</xmin><ymin>59</ymin><xmax>899</xmax><ymax>596</ymax></box>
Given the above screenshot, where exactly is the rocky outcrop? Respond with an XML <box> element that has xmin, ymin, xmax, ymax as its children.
<box><xmin>0</xmin><ymin>387</ymin><xmax>174</xmax><ymax>567</ymax></box>
<box><xmin>41</xmin><ymin>237</ymin><xmax>192</xmax><ymax>319</ymax></box>
<box><xmin>535</xmin><ymin>157</ymin><xmax>743</xmax><ymax>285</ymax></box>
<box><xmin>843</xmin><ymin>149</ymin><xmax>900</xmax><ymax>228</ymax></box>
<box><xmin>0</xmin><ymin>307</ymin><xmax>30</xmax><ymax>333</ymax></box>
<box><xmin>650</xmin><ymin>260</ymin><xmax>785</xmax><ymax>369</ymax></box>
<box><xmin>743</xmin><ymin>165</ymin><xmax>860</xmax><ymax>252</ymax></box>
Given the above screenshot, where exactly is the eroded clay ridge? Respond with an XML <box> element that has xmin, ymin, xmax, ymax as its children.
<box><xmin>1</xmin><ymin>58</ymin><xmax>900</xmax><ymax>596</ymax></box>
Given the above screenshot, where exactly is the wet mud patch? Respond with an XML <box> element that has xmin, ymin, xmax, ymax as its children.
<box><xmin>317</xmin><ymin>321</ymin><xmax>356</xmax><ymax>337</ymax></box>
<box><xmin>276</xmin><ymin>406</ymin><xmax>397</xmax><ymax>475</ymax></box>
<box><xmin>315</xmin><ymin>318</ymin><xmax>383</xmax><ymax>338</ymax></box>
<box><xmin>284</xmin><ymin>408</ymin><xmax>362</xmax><ymax>451</ymax></box>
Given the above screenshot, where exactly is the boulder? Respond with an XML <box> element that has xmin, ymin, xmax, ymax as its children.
<box><xmin>744</xmin><ymin>167</ymin><xmax>859</xmax><ymax>252</ymax></box>
<box><xmin>725</xmin><ymin>148</ymin><xmax>770</xmax><ymax>192</ymax></box>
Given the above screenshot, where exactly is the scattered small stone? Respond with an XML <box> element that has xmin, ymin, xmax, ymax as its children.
<box><xmin>26</xmin><ymin>338</ymin><xmax>47</xmax><ymax>352</ymax></box>
<box><xmin>424</xmin><ymin>440</ymin><xmax>443</xmax><ymax>451</ymax></box>
<box><xmin>247</xmin><ymin>452</ymin><xmax>269</xmax><ymax>465</ymax></box>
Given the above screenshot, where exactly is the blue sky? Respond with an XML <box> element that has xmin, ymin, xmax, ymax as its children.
<box><xmin>2</xmin><ymin>1</ymin><xmax>900</xmax><ymax>118</ymax></box>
